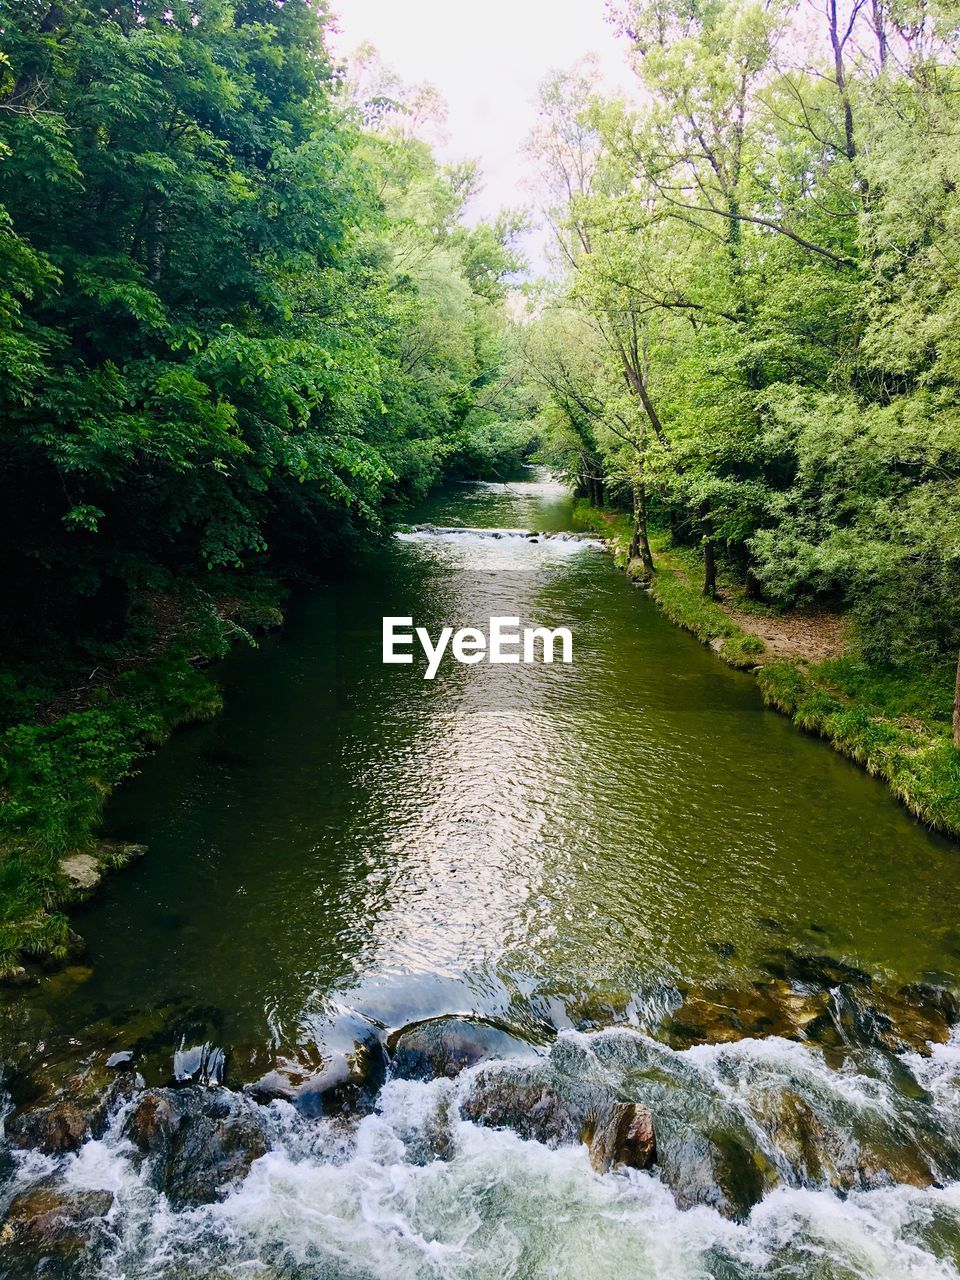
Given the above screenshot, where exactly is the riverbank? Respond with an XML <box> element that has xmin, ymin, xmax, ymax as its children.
<box><xmin>0</xmin><ymin>583</ymin><xmax>284</xmax><ymax>980</ymax></box>
<box><xmin>576</xmin><ymin>502</ymin><xmax>960</xmax><ymax>840</ymax></box>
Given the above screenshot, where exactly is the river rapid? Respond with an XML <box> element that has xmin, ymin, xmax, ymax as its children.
<box><xmin>2</xmin><ymin>470</ymin><xmax>960</xmax><ymax>1278</ymax></box>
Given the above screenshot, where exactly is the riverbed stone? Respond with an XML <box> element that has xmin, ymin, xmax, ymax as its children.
<box><xmin>761</xmin><ymin>948</ymin><xmax>873</xmax><ymax>989</ymax></box>
<box><xmin>126</xmin><ymin>1090</ymin><xmax>183</xmax><ymax>1149</ymax></box>
<box><xmin>11</xmin><ymin>1098</ymin><xmax>89</xmax><ymax>1153</ymax></box>
<box><xmin>461</xmin><ymin>1067</ymin><xmax>590</xmax><ymax>1145</ymax></box>
<box><xmin>763</xmin><ymin>1090</ymin><xmax>843</xmax><ymax>1185</ymax></box>
<box><xmin>658</xmin><ymin>961</ymin><xmax>960</xmax><ymax>1062</ymax></box>
<box><xmin>663</xmin><ymin>981</ymin><xmax>830</xmax><ymax>1048</ymax></box>
<box><xmin>584</xmin><ymin>1101</ymin><xmax>657</xmax><ymax>1173</ymax></box>
<box><xmin>246</xmin><ymin>1057</ymin><xmax>314</xmax><ymax>1104</ymax></box>
<box><xmin>870</xmin><ymin>983</ymin><xmax>959</xmax><ymax>1054</ymax></box>
<box><xmin>0</xmin><ymin>1180</ymin><xmax>113</xmax><ymax>1274</ymax></box>
<box><xmin>389</xmin><ymin>1016</ymin><xmax>537</xmax><ymax>1081</ymax></box>
<box><xmin>124</xmin><ymin>1087</ymin><xmax>268</xmax><ymax>1208</ymax></box>
<box><xmin>460</xmin><ymin>1059</ymin><xmax>655</xmax><ymax>1175</ymax></box>
<box><xmin>657</xmin><ymin>1125</ymin><xmax>773</xmax><ymax>1219</ymax></box>
<box><xmin>8</xmin><ymin>1060</ymin><xmax>141</xmax><ymax>1155</ymax></box>
<box><xmin>295</xmin><ymin>1040</ymin><xmax>387</xmax><ymax>1117</ymax></box>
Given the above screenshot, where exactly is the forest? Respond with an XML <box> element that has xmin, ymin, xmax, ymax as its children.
<box><xmin>525</xmin><ymin>0</ymin><xmax>960</xmax><ymax>765</ymax></box>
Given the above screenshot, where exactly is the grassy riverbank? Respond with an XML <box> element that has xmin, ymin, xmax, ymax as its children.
<box><xmin>576</xmin><ymin>503</ymin><xmax>960</xmax><ymax>840</ymax></box>
<box><xmin>0</xmin><ymin>584</ymin><xmax>283</xmax><ymax>979</ymax></box>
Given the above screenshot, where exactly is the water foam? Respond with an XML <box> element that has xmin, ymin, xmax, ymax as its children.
<box><xmin>8</xmin><ymin>1029</ymin><xmax>958</xmax><ymax>1279</ymax></box>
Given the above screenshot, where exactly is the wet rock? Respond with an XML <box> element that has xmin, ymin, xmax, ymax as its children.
<box><xmin>388</xmin><ymin>1087</ymin><xmax>459</xmax><ymax>1165</ymax></box>
<box><xmin>763</xmin><ymin>1090</ymin><xmax>840</xmax><ymax>1185</ymax></box>
<box><xmin>295</xmin><ymin>1040</ymin><xmax>387</xmax><ymax>1117</ymax></box>
<box><xmin>10</xmin><ymin>1099</ymin><xmax>89</xmax><ymax>1154</ymax></box>
<box><xmin>585</xmin><ymin>1030</ymin><xmax>777</xmax><ymax>1217</ymax></box>
<box><xmin>755</xmin><ymin>1075</ymin><xmax>942</xmax><ymax>1193</ymax></box>
<box><xmin>126</xmin><ymin>1090</ymin><xmax>183</xmax><ymax>1150</ymax></box>
<box><xmin>584</xmin><ymin>1101</ymin><xmax>656</xmax><ymax>1173</ymax></box>
<box><xmin>246</xmin><ymin>1057</ymin><xmax>314</xmax><ymax>1104</ymax></box>
<box><xmin>663</xmin><ymin>982</ymin><xmax>829</xmax><ymax>1048</ymax></box>
<box><xmin>852</xmin><ymin>1141</ymin><xmax>938</xmax><ymax>1191</ymax></box>
<box><xmin>0</xmin><ymin>1181</ymin><xmax>113</xmax><ymax>1273</ymax></box>
<box><xmin>665</xmin><ymin>961</ymin><xmax>958</xmax><ymax>1062</ymax></box>
<box><xmin>461</xmin><ymin>1064</ymin><xmax>594</xmax><ymax>1146</ymax></box>
<box><xmin>8</xmin><ymin>1061</ymin><xmax>141</xmax><ymax>1155</ymax></box>
<box><xmin>124</xmin><ymin>1087</ymin><xmax>268</xmax><ymax>1208</ymax></box>
<box><xmin>899</xmin><ymin>982</ymin><xmax>960</xmax><ymax>1026</ymax></box>
<box><xmin>460</xmin><ymin>1058</ymin><xmax>654</xmax><ymax>1178</ymax></box>
<box><xmin>768</xmin><ymin>949</ymin><xmax>873</xmax><ymax>989</ymax></box>
<box><xmin>802</xmin><ymin>981</ymin><xmax>960</xmax><ymax>1059</ymax></box>
<box><xmin>390</xmin><ymin>1016</ymin><xmax>536</xmax><ymax>1081</ymax></box>
<box><xmin>657</xmin><ymin>1126</ymin><xmax>772</xmax><ymax>1220</ymax></box>
<box><xmin>872</xmin><ymin>984</ymin><xmax>960</xmax><ymax>1055</ymax></box>
<box><xmin>172</xmin><ymin>1039</ymin><xmax>226</xmax><ymax>1086</ymax></box>
<box><xmin>420</xmin><ymin>1094</ymin><xmax>457</xmax><ymax>1162</ymax></box>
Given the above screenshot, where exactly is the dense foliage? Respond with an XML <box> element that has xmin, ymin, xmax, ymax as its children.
<box><xmin>0</xmin><ymin>0</ymin><xmax>529</xmax><ymax>666</ymax></box>
<box><xmin>0</xmin><ymin>0</ymin><xmax>535</xmax><ymax>967</ymax></box>
<box><xmin>525</xmin><ymin>0</ymin><xmax>960</xmax><ymax>738</ymax></box>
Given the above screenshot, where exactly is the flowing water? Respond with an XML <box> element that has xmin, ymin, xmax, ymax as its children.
<box><xmin>3</xmin><ymin>470</ymin><xmax>960</xmax><ymax>1278</ymax></box>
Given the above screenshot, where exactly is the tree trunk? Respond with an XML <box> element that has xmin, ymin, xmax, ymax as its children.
<box><xmin>700</xmin><ymin>501</ymin><xmax>717</xmax><ymax>598</ymax></box>
<box><xmin>6</xmin><ymin>5</ymin><xmax>64</xmax><ymax>108</ymax></box>
<box><xmin>871</xmin><ymin>0</ymin><xmax>888</xmax><ymax>67</ymax></box>
<box><xmin>827</xmin><ymin>0</ymin><xmax>857</xmax><ymax>161</ymax></box>
<box><xmin>954</xmin><ymin>649</ymin><xmax>960</xmax><ymax>750</ymax></box>
<box><xmin>745</xmin><ymin>567</ymin><xmax>764</xmax><ymax>601</ymax></box>
<box><xmin>630</xmin><ymin>482</ymin><xmax>655</xmax><ymax>581</ymax></box>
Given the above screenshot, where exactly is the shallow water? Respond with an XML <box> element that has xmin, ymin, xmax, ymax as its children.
<box><xmin>3</xmin><ymin>470</ymin><xmax>960</xmax><ymax>1277</ymax></box>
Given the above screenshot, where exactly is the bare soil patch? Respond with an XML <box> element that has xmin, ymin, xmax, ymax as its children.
<box><xmin>721</xmin><ymin>599</ymin><xmax>849</xmax><ymax>663</ymax></box>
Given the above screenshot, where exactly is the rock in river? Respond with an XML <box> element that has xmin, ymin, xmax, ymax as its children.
<box><xmin>460</xmin><ymin>1059</ymin><xmax>656</xmax><ymax>1174</ymax></box>
<box><xmin>123</xmin><ymin>1086</ymin><xmax>268</xmax><ymax>1208</ymax></box>
<box><xmin>390</xmin><ymin>1015</ymin><xmax>538</xmax><ymax>1081</ymax></box>
<box><xmin>249</xmin><ymin>1038</ymin><xmax>387</xmax><ymax>1117</ymax></box>
<box><xmin>0</xmin><ymin>1181</ymin><xmax>113</xmax><ymax>1276</ymax></box>
<box><xmin>8</xmin><ymin>1060</ymin><xmax>141</xmax><ymax>1155</ymax></box>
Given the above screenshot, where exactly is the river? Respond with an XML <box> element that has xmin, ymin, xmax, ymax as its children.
<box><xmin>2</xmin><ymin>469</ymin><xmax>960</xmax><ymax>1278</ymax></box>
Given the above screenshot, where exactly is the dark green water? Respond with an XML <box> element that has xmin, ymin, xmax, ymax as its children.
<box><xmin>18</xmin><ymin>470</ymin><xmax>959</xmax><ymax>1060</ymax></box>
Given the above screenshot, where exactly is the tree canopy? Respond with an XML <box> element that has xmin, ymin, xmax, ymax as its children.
<box><xmin>525</xmin><ymin>0</ymin><xmax>960</xmax><ymax>702</ymax></box>
<box><xmin>0</xmin><ymin>0</ymin><xmax>531</xmax><ymax>653</ymax></box>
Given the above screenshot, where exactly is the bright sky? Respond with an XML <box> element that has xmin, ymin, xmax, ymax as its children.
<box><xmin>327</xmin><ymin>0</ymin><xmax>636</xmax><ymax>238</ymax></box>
